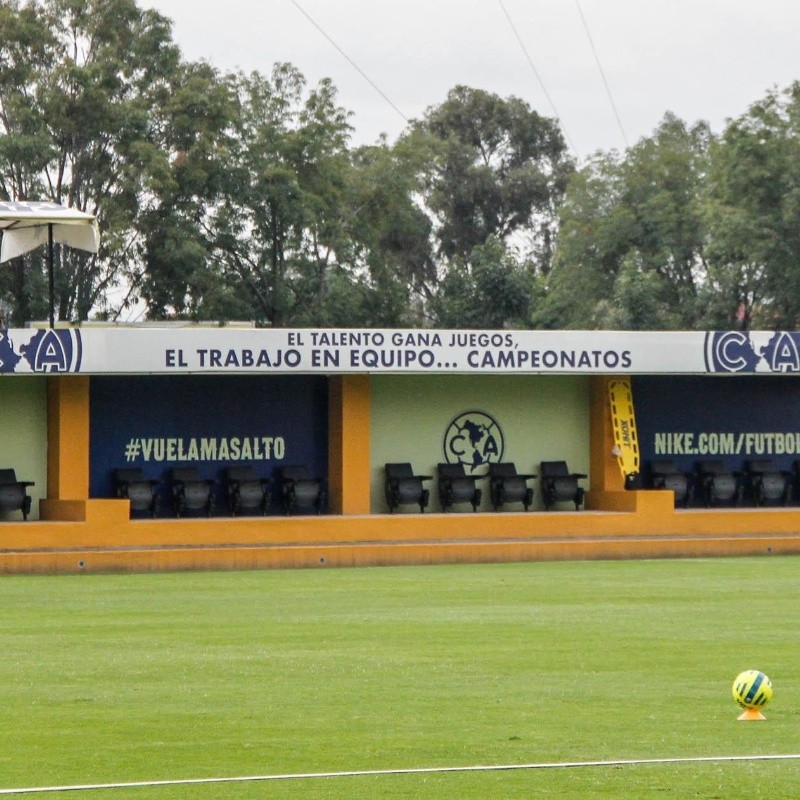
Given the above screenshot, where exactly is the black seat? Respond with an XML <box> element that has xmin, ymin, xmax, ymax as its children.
<box><xmin>384</xmin><ymin>463</ymin><xmax>432</xmax><ymax>513</ymax></box>
<box><xmin>746</xmin><ymin>460</ymin><xmax>791</xmax><ymax>507</ymax></box>
<box><xmin>169</xmin><ymin>467</ymin><xmax>216</xmax><ymax>517</ymax></box>
<box><xmin>539</xmin><ymin>461</ymin><xmax>586</xmax><ymax>510</ymax></box>
<box><xmin>0</xmin><ymin>468</ymin><xmax>34</xmax><ymax>520</ymax></box>
<box><xmin>792</xmin><ymin>460</ymin><xmax>800</xmax><ymax>507</ymax></box>
<box><xmin>488</xmin><ymin>463</ymin><xmax>535</xmax><ymax>511</ymax></box>
<box><xmin>113</xmin><ymin>468</ymin><xmax>160</xmax><ymax>517</ymax></box>
<box><xmin>437</xmin><ymin>463</ymin><xmax>483</xmax><ymax>512</ymax></box>
<box><xmin>224</xmin><ymin>466</ymin><xmax>272</xmax><ymax>516</ymax></box>
<box><xmin>695</xmin><ymin>460</ymin><xmax>742</xmax><ymax>507</ymax></box>
<box><xmin>649</xmin><ymin>460</ymin><xmax>693</xmax><ymax>508</ymax></box>
<box><xmin>278</xmin><ymin>465</ymin><xmax>326</xmax><ymax>515</ymax></box>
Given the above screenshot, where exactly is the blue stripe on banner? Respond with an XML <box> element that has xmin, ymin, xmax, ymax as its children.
<box><xmin>745</xmin><ymin>673</ymin><xmax>764</xmax><ymax>704</ymax></box>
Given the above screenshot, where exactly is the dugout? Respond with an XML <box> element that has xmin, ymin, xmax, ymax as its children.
<box><xmin>1</xmin><ymin>326</ymin><xmax>800</xmax><ymax>573</ymax></box>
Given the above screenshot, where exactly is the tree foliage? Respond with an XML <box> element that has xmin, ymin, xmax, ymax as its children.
<box><xmin>338</xmin><ymin>137</ymin><xmax>436</xmax><ymax>326</ymax></box>
<box><xmin>702</xmin><ymin>83</ymin><xmax>800</xmax><ymax>329</ymax></box>
<box><xmin>430</xmin><ymin>236</ymin><xmax>535</xmax><ymax>329</ymax></box>
<box><xmin>136</xmin><ymin>60</ymin><xmax>239</xmax><ymax>319</ymax></box>
<box><xmin>537</xmin><ymin>114</ymin><xmax>710</xmax><ymax>329</ymax></box>
<box><xmin>406</xmin><ymin>86</ymin><xmax>573</xmax><ymax>327</ymax></box>
<box><xmin>0</xmin><ymin>0</ymin><xmax>182</xmax><ymax>323</ymax></box>
<box><xmin>1</xmin><ymin>0</ymin><xmax>799</xmax><ymax>332</ymax></box>
<box><xmin>410</xmin><ymin>85</ymin><xmax>573</xmax><ymax>263</ymax></box>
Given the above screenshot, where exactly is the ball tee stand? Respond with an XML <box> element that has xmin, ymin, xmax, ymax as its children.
<box><xmin>737</xmin><ymin>707</ymin><xmax>767</xmax><ymax>721</ymax></box>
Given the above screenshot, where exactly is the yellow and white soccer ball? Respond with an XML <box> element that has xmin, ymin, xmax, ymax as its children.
<box><xmin>732</xmin><ymin>670</ymin><xmax>773</xmax><ymax>710</ymax></box>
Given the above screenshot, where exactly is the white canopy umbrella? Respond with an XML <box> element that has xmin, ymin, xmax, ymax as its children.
<box><xmin>0</xmin><ymin>201</ymin><xmax>100</xmax><ymax>327</ymax></box>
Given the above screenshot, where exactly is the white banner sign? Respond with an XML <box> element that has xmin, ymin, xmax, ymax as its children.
<box><xmin>1</xmin><ymin>328</ymin><xmax>798</xmax><ymax>376</ymax></box>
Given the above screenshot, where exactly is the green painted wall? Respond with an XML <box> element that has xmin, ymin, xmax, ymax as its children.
<box><xmin>370</xmin><ymin>375</ymin><xmax>590</xmax><ymax>512</ymax></box>
<box><xmin>0</xmin><ymin>378</ymin><xmax>48</xmax><ymax>520</ymax></box>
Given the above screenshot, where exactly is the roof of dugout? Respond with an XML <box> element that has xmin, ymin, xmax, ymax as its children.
<box><xmin>0</xmin><ymin>327</ymin><xmax>796</xmax><ymax>376</ymax></box>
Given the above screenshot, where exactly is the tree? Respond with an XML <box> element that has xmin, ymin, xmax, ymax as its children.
<box><xmin>411</xmin><ymin>85</ymin><xmax>573</xmax><ymax>265</ymax></box>
<box><xmin>539</xmin><ymin>114</ymin><xmax>711</xmax><ymax>329</ymax></box>
<box><xmin>592</xmin><ymin>251</ymin><xmax>685</xmax><ymax>330</ymax></box>
<box><xmin>430</xmin><ymin>236</ymin><xmax>534</xmax><ymax>329</ymax></box>
<box><xmin>702</xmin><ymin>82</ymin><xmax>800</xmax><ymax>329</ymax></box>
<box><xmin>332</xmin><ymin>136</ymin><xmax>436</xmax><ymax>327</ymax></box>
<box><xmin>0</xmin><ymin>0</ymin><xmax>184</xmax><ymax>323</ymax></box>
<box><xmin>136</xmin><ymin>61</ymin><xmax>239</xmax><ymax>319</ymax></box>
<box><xmin>204</xmin><ymin>64</ymin><xmax>353</xmax><ymax>327</ymax></box>
<box><xmin>533</xmin><ymin>150</ymin><xmax>629</xmax><ymax>328</ymax></box>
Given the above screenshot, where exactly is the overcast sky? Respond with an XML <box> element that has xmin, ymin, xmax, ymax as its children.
<box><xmin>145</xmin><ymin>0</ymin><xmax>798</xmax><ymax>160</ymax></box>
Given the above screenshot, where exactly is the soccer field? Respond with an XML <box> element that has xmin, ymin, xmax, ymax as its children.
<box><xmin>1</xmin><ymin>557</ymin><xmax>798</xmax><ymax>799</ymax></box>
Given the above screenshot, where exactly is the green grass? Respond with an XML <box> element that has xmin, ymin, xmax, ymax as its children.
<box><xmin>1</xmin><ymin>557</ymin><xmax>799</xmax><ymax>798</ymax></box>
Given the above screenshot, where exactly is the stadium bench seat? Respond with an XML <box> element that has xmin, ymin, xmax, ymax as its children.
<box><xmin>437</xmin><ymin>463</ymin><xmax>483</xmax><ymax>512</ymax></box>
<box><xmin>169</xmin><ymin>467</ymin><xmax>216</xmax><ymax>517</ymax></box>
<box><xmin>384</xmin><ymin>463</ymin><xmax>432</xmax><ymax>513</ymax></box>
<box><xmin>539</xmin><ymin>461</ymin><xmax>586</xmax><ymax>511</ymax></box>
<box><xmin>745</xmin><ymin>459</ymin><xmax>792</xmax><ymax>506</ymax></box>
<box><xmin>112</xmin><ymin>467</ymin><xmax>160</xmax><ymax>517</ymax></box>
<box><xmin>695</xmin><ymin>459</ymin><xmax>742</xmax><ymax>507</ymax></box>
<box><xmin>0</xmin><ymin>468</ymin><xmax>34</xmax><ymax>520</ymax></box>
<box><xmin>648</xmin><ymin>459</ymin><xmax>693</xmax><ymax>507</ymax></box>
<box><xmin>278</xmin><ymin>465</ymin><xmax>326</xmax><ymax>515</ymax></box>
<box><xmin>488</xmin><ymin>462</ymin><xmax>535</xmax><ymax>511</ymax></box>
<box><xmin>224</xmin><ymin>466</ymin><xmax>272</xmax><ymax>516</ymax></box>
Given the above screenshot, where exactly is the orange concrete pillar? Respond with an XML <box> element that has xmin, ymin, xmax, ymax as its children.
<box><xmin>40</xmin><ymin>375</ymin><xmax>98</xmax><ymax>521</ymax></box>
<box><xmin>328</xmin><ymin>375</ymin><xmax>371</xmax><ymax>515</ymax></box>
<box><xmin>47</xmin><ymin>376</ymin><xmax>90</xmax><ymax>499</ymax></box>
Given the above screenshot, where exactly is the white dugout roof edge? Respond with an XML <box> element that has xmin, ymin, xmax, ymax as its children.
<box><xmin>0</xmin><ymin>327</ymin><xmax>798</xmax><ymax>376</ymax></box>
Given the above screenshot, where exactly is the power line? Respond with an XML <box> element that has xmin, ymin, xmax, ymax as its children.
<box><xmin>497</xmin><ymin>0</ymin><xmax>578</xmax><ymax>158</ymax></box>
<box><xmin>289</xmin><ymin>0</ymin><xmax>410</xmax><ymax>125</ymax></box>
<box><xmin>573</xmin><ymin>0</ymin><xmax>629</xmax><ymax>148</ymax></box>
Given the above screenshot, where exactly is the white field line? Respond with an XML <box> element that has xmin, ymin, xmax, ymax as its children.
<box><xmin>1</xmin><ymin>754</ymin><xmax>799</xmax><ymax>795</ymax></box>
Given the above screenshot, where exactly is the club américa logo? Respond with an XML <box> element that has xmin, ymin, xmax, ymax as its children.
<box><xmin>704</xmin><ymin>331</ymin><xmax>800</xmax><ymax>373</ymax></box>
<box><xmin>442</xmin><ymin>410</ymin><xmax>504</xmax><ymax>475</ymax></box>
<box><xmin>0</xmin><ymin>328</ymin><xmax>82</xmax><ymax>373</ymax></box>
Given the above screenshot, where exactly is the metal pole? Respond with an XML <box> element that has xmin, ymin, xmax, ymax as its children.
<box><xmin>48</xmin><ymin>223</ymin><xmax>54</xmax><ymax>328</ymax></box>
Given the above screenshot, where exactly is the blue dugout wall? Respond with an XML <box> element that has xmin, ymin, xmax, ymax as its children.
<box><xmin>89</xmin><ymin>375</ymin><xmax>329</xmax><ymax>514</ymax></box>
<box><xmin>634</xmin><ymin>375</ymin><xmax>800</xmax><ymax>476</ymax></box>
